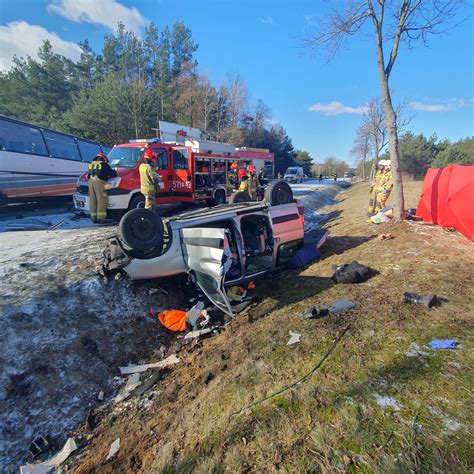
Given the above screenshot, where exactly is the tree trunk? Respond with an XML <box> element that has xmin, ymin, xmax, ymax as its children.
<box><xmin>362</xmin><ymin>153</ymin><xmax>366</xmax><ymax>180</ymax></box>
<box><xmin>374</xmin><ymin>41</ymin><xmax>405</xmax><ymax>219</ymax></box>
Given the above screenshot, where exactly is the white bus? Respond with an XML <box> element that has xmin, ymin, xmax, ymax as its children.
<box><xmin>0</xmin><ymin>116</ymin><xmax>110</xmax><ymax>203</ymax></box>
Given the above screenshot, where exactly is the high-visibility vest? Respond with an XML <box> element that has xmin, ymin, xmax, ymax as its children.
<box><xmin>239</xmin><ymin>179</ymin><xmax>251</xmax><ymax>193</ymax></box>
<box><xmin>139</xmin><ymin>162</ymin><xmax>157</xmax><ymax>193</ymax></box>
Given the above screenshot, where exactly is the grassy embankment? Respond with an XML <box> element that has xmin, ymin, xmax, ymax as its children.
<box><xmin>74</xmin><ymin>180</ymin><xmax>473</xmax><ymax>473</ymax></box>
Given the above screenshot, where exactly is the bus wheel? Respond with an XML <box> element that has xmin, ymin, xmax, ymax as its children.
<box><xmin>229</xmin><ymin>191</ymin><xmax>251</xmax><ymax>204</ymax></box>
<box><xmin>213</xmin><ymin>189</ymin><xmax>226</xmax><ymax>206</ymax></box>
<box><xmin>264</xmin><ymin>180</ymin><xmax>293</xmax><ymax>205</ymax></box>
<box><xmin>118</xmin><ymin>209</ymin><xmax>164</xmax><ymax>253</ymax></box>
<box><xmin>129</xmin><ymin>194</ymin><xmax>145</xmax><ymax>210</ymax></box>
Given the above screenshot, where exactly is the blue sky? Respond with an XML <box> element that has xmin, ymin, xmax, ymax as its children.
<box><xmin>0</xmin><ymin>0</ymin><xmax>473</xmax><ymax>165</ymax></box>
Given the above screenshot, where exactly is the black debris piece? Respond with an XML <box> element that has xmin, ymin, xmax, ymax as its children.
<box><xmin>404</xmin><ymin>292</ymin><xmax>438</xmax><ymax>308</ymax></box>
<box><xmin>29</xmin><ymin>434</ymin><xmax>50</xmax><ymax>457</ymax></box>
<box><xmin>332</xmin><ymin>261</ymin><xmax>378</xmax><ymax>284</ymax></box>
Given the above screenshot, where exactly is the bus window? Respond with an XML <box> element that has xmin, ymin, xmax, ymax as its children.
<box><xmin>43</xmin><ymin>130</ymin><xmax>81</xmax><ymax>161</ymax></box>
<box><xmin>0</xmin><ymin>118</ymin><xmax>48</xmax><ymax>156</ymax></box>
<box><xmin>78</xmin><ymin>139</ymin><xmax>101</xmax><ymax>163</ymax></box>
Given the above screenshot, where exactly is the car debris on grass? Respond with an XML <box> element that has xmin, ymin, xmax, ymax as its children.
<box><xmin>20</xmin><ymin>438</ymin><xmax>77</xmax><ymax>474</ymax></box>
<box><xmin>287</xmin><ymin>331</ymin><xmax>301</xmax><ymax>346</ymax></box>
<box><xmin>106</xmin><ymin>438</ymin><xmax>120</xmax><ymax>461</ymax></box>
<box><xmin>119</xmin><ymin>354</ymin><xmax>180</xmax><ymax>375</ymax></box>
<box><xmin>302</xmin><ymin>299</ymin><xmax>356</xmax><ymax>320</ymax></box>
<box><xmin>404</xmin><ymin>292</ymin><xmax>438</xmax><ymax>308</ymax></box>
<box><xmin>429</xmin><ymin>339</ymin><xmax>459</xmax><ymax>349</ymax></box>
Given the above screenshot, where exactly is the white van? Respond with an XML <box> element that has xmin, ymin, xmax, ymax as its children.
<box><xmin>284</xmin><ymin>166</ymin><xmax>304</xmax><ymax>183</ymax></box>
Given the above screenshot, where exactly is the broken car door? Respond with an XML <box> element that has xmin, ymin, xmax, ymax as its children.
<box><xmin>181</xmin><ymin>227</ymin><xmax>234</xmax><ymax>315</ymax></box>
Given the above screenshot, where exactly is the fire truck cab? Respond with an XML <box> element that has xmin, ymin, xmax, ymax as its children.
<box><xmin>73</xmin><ymin>122</ymin><xmax>274</xmax><ymax>214</ymax></box>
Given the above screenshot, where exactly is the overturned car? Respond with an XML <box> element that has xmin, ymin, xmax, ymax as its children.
<box><xmin>103</xmin><ymin>186</ymin><xmax>319</xmax><ymax>315</ymax></box>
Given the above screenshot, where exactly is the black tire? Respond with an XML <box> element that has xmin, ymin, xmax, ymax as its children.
<box><xmin>128</xmin><ymin>193</ymin><xmax>145</xmax><ymax>210</ymax></box>
<box><xmin>229</xmin><ymin>191</ymin><xmax>251</xmax><ymax>204</ymax></box>
<box><xmin>264</xmin><ymin>180</ymin><xmax>293</xmax><ymax>206</ymax></box>
<box><xmin>213</xmin><ymin>189</ymin><xmax>226</xmax><ymax>206</ymax></box>
<box><xmin>118</xmin><ymin>209</ymin><xmax>164</xmax><ymax>252</ymax></box>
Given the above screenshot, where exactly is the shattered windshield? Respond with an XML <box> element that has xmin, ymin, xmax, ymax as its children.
<box><xmin>108</xmin><ymin>147</ymin><xmax>145</xmax><ymax>168</ymax></box>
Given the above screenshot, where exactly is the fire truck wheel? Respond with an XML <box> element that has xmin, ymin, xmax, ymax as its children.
<box><xmin>213</xmin><ymin>189</ymin><xmax>226</xmax><ymax>205</ymax></box>
<box><xmin>229</xmin><ymin>191</ymin><xmax>251</xmax><ymax>204</ymax></box>
<box><xmin>265</xmin><ymin>180</ymin><xmax>293</xmax><ymax>205</ymax></box>
<box><xmin>129</xmin><ymin>194</ymin><xmax>145</xmax><ymax>210</ymax></box>
<box><xmin>118</xmin><ymin>209</ymin><xmax>164</xmax><ymax>252</ymax></box>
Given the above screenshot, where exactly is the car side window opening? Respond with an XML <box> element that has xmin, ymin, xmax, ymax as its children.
<box><xmin>277</xmin><ymin>240</ymin><xmax>303</xmax><ymax>267</ymax></box>
<box><xmin>223</xmin><ymin>227</ymin><xmax>242</xmax><ymax>281</ymax></box>
<box><xmin>0</xmin><ymin>119</ymin><xmax>49</xmax><ymax>156</ymax></box>
<box><xmin>241</xmin><ymin>215</ymin><xmax>273</xmax><ymax>274</ymax></box>
<box><xmin>173</xmin><ymin>148</ymin><xmax>188</xmax><ymax>170</ymax></box>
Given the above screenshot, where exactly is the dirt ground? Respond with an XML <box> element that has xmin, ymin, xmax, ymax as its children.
<box><xmin>65</xmin><ymin>180</ymin><xmax>473</xmax><ymax>473</ymax></box>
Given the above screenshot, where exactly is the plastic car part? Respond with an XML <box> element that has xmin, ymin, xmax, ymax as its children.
<box><xmin>264</xmin><ymin>180</ymin><xmax>293</xmax><ymax>205</ymax></box>
<box><xmin>118</xmin><ymin>208</ymin><xmax>164</xmax><ymax>252</ymax></box>
<box><xmin>229</xmin><ymin>191</ymin><xmax>251</xmax><ymax>203</ymax></box>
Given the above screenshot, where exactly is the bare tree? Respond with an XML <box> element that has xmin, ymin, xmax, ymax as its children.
<box><xmin>304</xmin><ymin>0</ymin><xmax>465</xmax><ymax>219</ymax></box>
<box><xmin>226</xmin><ymin>72</ymin><xmax>249</xmax><ymax>127</ymax></box>
<box><xmin>351</xmin><ymin>122</ymin><xmax>372</xmax><ymax>180</ymax></box>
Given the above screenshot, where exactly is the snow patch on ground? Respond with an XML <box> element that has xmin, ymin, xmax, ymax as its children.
<box><xmin>0</xmin><ymin>220</ymin><xmax>173</xmax><ymax>467</ymax></box>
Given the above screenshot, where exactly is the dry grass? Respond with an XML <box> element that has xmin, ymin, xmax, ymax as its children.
<box><xmin>72</xmin><ymin>181</ymin><xmax>474</xmax><ymax>473</ymax></box>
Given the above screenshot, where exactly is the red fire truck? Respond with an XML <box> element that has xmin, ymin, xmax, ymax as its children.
<box><xmin>73</xmin><ymin>122</ymin><xmax>275</xmax><ymax>215</ymax></box>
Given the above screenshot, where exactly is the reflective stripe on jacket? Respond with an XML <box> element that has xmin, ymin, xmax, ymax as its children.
<box><xmin>139</xmin><ymin>162</ymin><xmax>157</xmax><ymax>193</ymax></box>
<box><xmin>87</xmin><ymin>159</ymin><xmax>116</xmax><ymax>181</ymax></box>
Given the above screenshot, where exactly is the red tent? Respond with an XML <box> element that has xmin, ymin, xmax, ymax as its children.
<box><xmin>416</xmin><ymin>165</ymin><xmax>474</xmax><ymax>241</ymax></box>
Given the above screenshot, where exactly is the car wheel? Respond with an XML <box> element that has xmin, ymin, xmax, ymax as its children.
<box><xmin>264</xmin><ymin>180</ymin><xmax>293</xmax><ymax>205</ymax></box>
<box><xmin>213</xmin><ymin>189</ymin><xmax>226</xmax><ymax>206</ymax></box>
<box><xmin>118</xmin><ymin>208</ymin><xmax>164</xmax><ymax>252</ymax></box>
<box><xmin>128</xmin><ymin>193</ymin><xmax>145</xmax><ymax>210</ymax></box>
<box><xmin>229</xmin><ymin>191</ymin><xmax>251</xmax><ymax>204</ymax></box>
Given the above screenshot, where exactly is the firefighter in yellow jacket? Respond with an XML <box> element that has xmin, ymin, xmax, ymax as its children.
<box><xmin>87</xmin><ymin>152</ymin><xmax>117</xmax><ymax>223</ymax></box>
<box><xmin>139</xmin><ymin>150</ymin><xmax>162</xmax><ymax>212</ymax></box>
<box><xmin>238</xmin><ymin>168</ymin><xmax>251</xmax><ymax>194</ymax></box>
<box><xmin>246</xmin><ymin>164</ymin><xmax>258</xmax><ymax>200</ymax></box>
<box><xmin>368</xmin><ymin>160</ymin><xmax>392</xmax><ymax>215</ymax></box>
<box><xmin>378</xmin><ymin>160</ymin><xmax>393</xmax><ymax>210</ymax></box>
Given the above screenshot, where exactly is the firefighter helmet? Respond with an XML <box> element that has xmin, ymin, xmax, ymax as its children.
<box><xmin>144</xmin><ymin>150</ymin><xmax>157</xmax><ymax>162</ymax></box>
<box><xmin>231</xmin><ymin>161</ymin><xmax>239</xmax><ymax>170</ymax></box>
<box><xmin>247</xmin><ymin>164</ymin><xmax>256</xmax><ymax>174</ymax></box>
<box><xmin>238</xmin><ymin>168</ymin><xmax>247</xmax><ymax>178</ymax></box>
<box><xmin>94</xmin><ymin>152</ymin><xmax>109</xmax><ymax>163</ymax></box>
